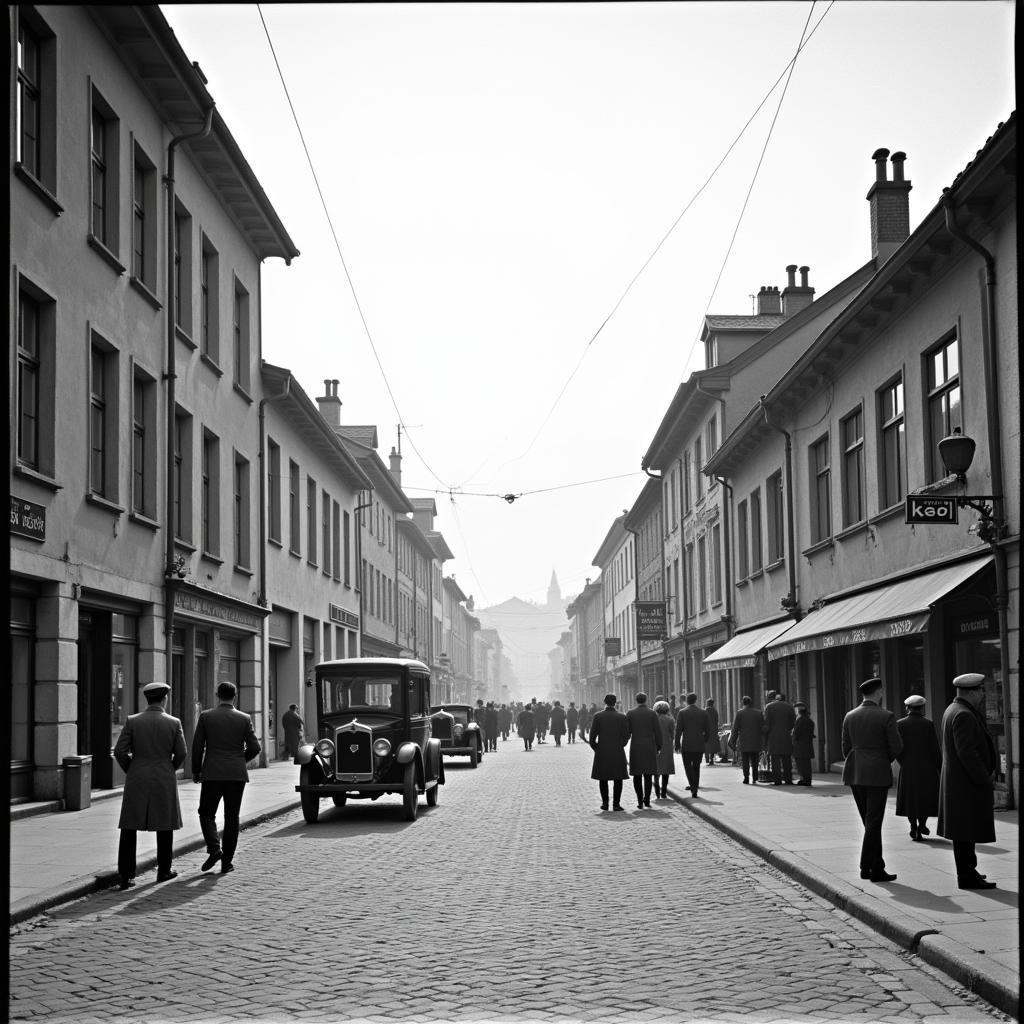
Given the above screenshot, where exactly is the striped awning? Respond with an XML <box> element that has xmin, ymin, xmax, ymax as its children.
<box><xmin>702</xmin><ymin>620</ymin><xmax>796</xmax><ymax>671</ymax></box>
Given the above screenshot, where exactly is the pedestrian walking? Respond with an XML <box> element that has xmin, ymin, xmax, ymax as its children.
<box><xmin>792</xmin><ymin>701</ymin><xmax>816</xmax><ymax>785</ymax></box>
<box><xmin>841</xmin><ymin>677</ymin><xmax>902</xmax><ymax>883</ymax></box>
<box><xmin>484</xmin><ymin>701</ymin><xmax>499</xmax><ymax>752</ymax></box>
<box><xmin>566</xmin><ymin>702</ymin><xmax>579</xmax><ymax>744</ymax></box>
<box><xmin>895</xmin><ymin>694</ymin><xmax>941</xmax><ymax>841</ymax></box>
<box><xmin>281</xmin><ymin>703</ymin><xmax>305</xmax><ymax>759</ymax></box>
<box><xmin>577</xmin><ymin>702</ymin><xmax>589</xmax><ymax>741</ymax></box>
<box><xmin>626</xmin><ymin>693</ymin><xmax>662</xmax><ymax>808</ymax></box>
<box><xmin>536</xmin><ymin>701</ymin><xmax>550</xmax><ymax>743</ymax></box>
<box><xmin>728</xmin><ymin>696</ymin><xmax>764</xmax><ymax>784</ymax></box>
<box><xmin>498</xmin><ymin>703</ymin><xmax>511</xmax><ymax>742</ymax></box>
<box><xmin>590</xmin><ymin>693</ymin><xmax>630</xmax><ymax>810</ymax></box>
<box><xmin>763</xmin><ymin>691</ymin><xmax>796</xmax><ymax>784</ymax></box>
<box><xmin>474</xmin><ymin>699</ymin><xmax>486</xmax><ymax>729</ymax></box>
<box><xmin>191</xmin><ymin>680</ymin><xmax>262</xmax><ymax>875</ymax></box>
<box><xmin>703</xmin><ymin>698</ymin><xmax>721</xmax><ymax>766</ymax></box>
<box><xmin>674</xmin><ymin>692</ymin><xmax>710</xmax><ymax>797</ymax></box>
<box><xmin>113</xmin><ymin>681</ymin><xmax>187</xmax><ymax>890</ymax></box>
<box><xmin>937</xmin><ymin>673</ymin><xmax>998</xmax><ymax>889</ymax></box>
<box><xmin>653</xmin><ymin>699</ymin><xmax>676</xmax><ymax>798</ymax></box>
<box><xmin>550</xmin><ymin>700</ymin><xmax>567</xmax><ymax>747</ymax></box>
<box><xmin>517</xmin><ymin>704</ymin><xmax>536</xmax><ymax>751</ymax></box>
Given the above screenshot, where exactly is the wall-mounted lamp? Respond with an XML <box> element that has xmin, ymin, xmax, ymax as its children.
<box><xmin>937</xmin><ymin>427</ymin><xmax>1005</xmax><ymax>545</ymax></box>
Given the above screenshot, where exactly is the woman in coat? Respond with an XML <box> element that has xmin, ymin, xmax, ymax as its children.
<box><xmin>590</xmin><ymin>693</ymin><xmax>630</xmax><ymax>810</ymax></box>
<box><xmin>704</xmin><ymin>698</ymin><xmax>721</xmax><ymax>765</ymax></box>
<box><xmin>517</xmin><ymin>704</ymin><xmax>536</xmax><ymax>751</ymax></box>
<box><xmin>626</xmin><ymin>693</ymin><xmax>662</xmax><ymax>808</ymax></box>
<box><xmin>653</xmin><ymin>700</ymin><xmax>676</xmax><ymax>798</ymax></box>
<box><xmin>895</xmin><ymin>694</ymin><xmax>942</xmax><ymax>840</ymax></box>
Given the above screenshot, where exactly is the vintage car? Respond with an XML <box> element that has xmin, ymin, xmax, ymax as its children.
<box><xmin>295</xmin><ymin>658</ymin><xmax>444</xmax><ymax>822</ymax></box>
<box><xmin>429</xmin><ymin>704</ymin><xmax>484</xmax><ymax>766</ymax></box>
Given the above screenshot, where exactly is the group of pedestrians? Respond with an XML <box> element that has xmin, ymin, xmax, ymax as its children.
<box><xmin>513</xmin><ymin>698</ymin><xmax>572</xmax><ymax>749</ymax></box>
<box><xmin>727</xmin><ymin>690</ymin><xmax>815</xmax><ymax>786</ymax></box>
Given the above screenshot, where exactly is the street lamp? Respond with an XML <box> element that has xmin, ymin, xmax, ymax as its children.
<box><xmin>938</xmin><ymin>428</ymin><xmax>1005</xmax><ymax>544</ymax></box>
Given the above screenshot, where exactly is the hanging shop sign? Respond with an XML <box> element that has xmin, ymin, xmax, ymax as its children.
<box><xmin>604</xmin><ymin>637</ymin><xmax>622</xmax><ymax>657</ymax></box>
<box><xmin>10</xmin><ymin>495</ymin><xmax>46</xmax><ymax>542</ymax></box>
<box><xmin>635</xmin><ymin>601</ymin><xmax>667</xmax><ymax>640</ymax></box>
<box><xmin>905</xmin><ymin>495</ymin><xmax>958</xmax><ymax>525</ymax></box>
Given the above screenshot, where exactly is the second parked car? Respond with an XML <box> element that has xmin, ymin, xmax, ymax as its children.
<box><xmin>429</xmin><ymin>704</ymin><xmax>484</xmax><ymax>767</ymax></box>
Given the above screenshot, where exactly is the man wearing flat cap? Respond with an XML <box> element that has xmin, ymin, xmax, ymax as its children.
<box><xmin>895</xmin><ymin>695</ymin><xmax>941</xmax><ymax>841</ymax></box>
<box><xmin>937</xmin><ymin>673</ymin><xmax>998</xmax><ymax>889</ymax></box>
<box><xmin>841</xmin><ymin>677</ymin><xmax>903</xmax><ymax>882</ymax></box>
<box><xmin>113</xmin><ymin>681</ymin><xmax>187</xmax><ymax>889</ymax></box>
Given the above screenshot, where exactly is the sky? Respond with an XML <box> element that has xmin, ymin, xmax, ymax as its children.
<box><xmin>161</xmin><ymin>1</ymin><xmax>1015</xmax><ymax>611</ymax></box>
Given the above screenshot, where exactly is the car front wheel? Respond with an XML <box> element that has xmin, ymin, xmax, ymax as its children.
<box><xmin>402</xmin><ymin>761</ymin><xmax>418</xmax><ymax>821</ymax></box>
<box><xmin>299</xmin><ymin>765</ymin><xmax>320</xmax><ymax>824</ymax></box>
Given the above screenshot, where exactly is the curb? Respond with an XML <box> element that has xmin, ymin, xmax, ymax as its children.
<box><xmin>9</xmin><ymin>799</ymin><xmax>299</xmax><ymax>928</ymax></box>
<box><xmin>667</xmin><ymin>785</ymin><xmax>1019</xmax><ymax>1018</ymax></box>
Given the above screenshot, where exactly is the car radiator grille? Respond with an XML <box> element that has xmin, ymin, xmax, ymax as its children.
<box><xmin>335</xmin><ymin>730</ymin><xmax>372</xmax><ymax>776</ymax></box>
<box><xmin>432</xmin><ymin>718</ymin><xmax>453</xmax><ymax>741</ymax></box>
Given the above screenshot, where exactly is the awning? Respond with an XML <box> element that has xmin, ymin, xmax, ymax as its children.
<box><xmin>766</xmin><ymin>555</ymin><xmax>993</xmax><ymax>661</ymax></box>
<box><xmin>702</xmin><ymin>620</ymin><xmax>796</xmax><ymax>671</ymax></box>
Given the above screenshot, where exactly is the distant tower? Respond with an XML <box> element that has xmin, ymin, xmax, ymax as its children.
<box><xmin>547</xmin><ymin>570</ymin><xmax>562</xmax><ymax>610</ymax></box>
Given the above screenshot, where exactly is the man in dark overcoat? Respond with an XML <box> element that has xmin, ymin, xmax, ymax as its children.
<box><xmin>703</xmin><ymin>698</ymin><xmax>721</xmax><ymax>766</ymax></box>
<box><xmin>517</xmin><ymin>703</ymin><xmax>536</xmax><ymax>751</ymax></box>
<box><xmin>626</xmin><ymin>693</ymin><xmax>662</xmax><ymax>808</ymax></box>
<box><xmin>937</xmin><ymin>673</ymin><xmax>998</xmax><ymax>889</ymax></box>
<box><xmin>728</xmin><ymin>696</ymin><xmax>764</xmax><ymax>784</ymax></box>
<box><xmin>895</xmin><ymin>694</ymin><xmax>941</xmax><ymax>841</ymax></box>
<box><xmin>549</xmin><ymin>700</ymin><xmax>567</xmax><ymax>747</ymax></box>
<box><xmin>566</xmin><ymin>702</ymin><xmax>579</xmax><ymax>744</ymax></box>
<box><xmin>577</xmin><ymin>702</ymin><xmax>590</xmax><ymax>741</ymax></box>
<box><xmin>791</xmin><ymin>700</ymin><xmax>816</xmax><ymax>785</ymax></box>
<box><xmin>114</xmin><ymin>681</ymin><xmax>187</xmax><ymax>889</ymax></box>
<box><xmin>192</xmin><ymin>680</ymin><xmax>261</xmax><ymax>874</ymax></box>
<box><xmin>841</xmin><ymin>677</ymin><xmax>902</xmax><ymax>883</ymax></box>
<box><xmin>763</xmin><ymin>691</ymin><xmax>797</xmax><ymax>785</ymax></box>
<box><xmin>590</xmin><ymin>693</ymin><xmax>630</xmax><ymax>810</ymax></box>
<box><xmin>484</xmin><ymin>701</ymin><xmax>499</xmax><ymax>752</ymax></box>
<box><xmin>281</xmin><ymin>703</ymin><xmax>305</xmax><ymax>759</ymax></box>
<box><xmin>674</xmin><ymin>692</ymin><xmax>710</xmax><ymax>797</ymax></box>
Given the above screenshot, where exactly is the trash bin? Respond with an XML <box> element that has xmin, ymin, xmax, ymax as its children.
<box><xmin>62</xmin><ymin>755</ymin><xmax>93</xmax><ymax>811</ymax></box>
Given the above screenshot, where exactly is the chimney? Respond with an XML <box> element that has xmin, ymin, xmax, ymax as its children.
<box><xmin>389</xmin><ymin>446</ymin><xmax>402</xmax><ymax>487</ymax></box>
<box><xmin>756</xmin><ymin>285</ymin><xmax>781</xmax><ymax>315</ymax></box>
<box><xmin>781</xmin><ymin>264</ymin><xmax>815</xmax><ymax>317</ymax></box>
<box><xmin>867</xmin><ymin>148</ymin><xmax>912</xmax><ymax>265</ymax></box>
<box><xmin>316</xmin><ymin>378</ymin><xmax>342</xmax><ymax>427</ymax></box>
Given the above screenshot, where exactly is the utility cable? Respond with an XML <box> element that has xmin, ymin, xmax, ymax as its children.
<box><xmin>256</xmin><ymin>4</ymin><xmax>450</xmax><ymax>490</ymax></box>
<box><xmin>400</xmin><ymin>470</ymin><xmax>644</xmax><ymax>503</ymax></box>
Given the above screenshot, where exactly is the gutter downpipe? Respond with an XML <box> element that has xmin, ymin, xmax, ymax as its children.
<box><xmin>942</xmin><ymin>195</ymin><xmax>1014</xmax><ymax>810</ymax></box>
<box><xmin>257</xmin><ymin>375</ymin><xmax>291</xmax><ymax>608</ymax></box>
<box><xmin>760</xmin><ymin>399</ymin><xmax>800</xmax><ymax>618</ymax></box>
<box><xmin>163</xmin><ymin>104</ymin><xmax>214</xmax><ymax>731</ymax></box>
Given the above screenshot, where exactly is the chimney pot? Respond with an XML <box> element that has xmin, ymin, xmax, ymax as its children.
<box><xmin>872</xmin><ymin>147</ymin><xmax>890</xmax><ymax>181</ymax></box>
<box><xmin>890</xmin><ymin>151</ymin><xmax>907</xmax><ymax>182</ymax></box>
<box><xmin>799</xmin><ymin>266</ymin><xmax>810</xmax><ymax>287</ymax></box>
<box><xmin>786</xmin><ymin>265</ymin><xmax>797</xmax><ymax>287</ymax></box>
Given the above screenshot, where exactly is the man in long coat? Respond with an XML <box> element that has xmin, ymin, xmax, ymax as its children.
<box><xmin>729</xmin><ymin>696</ymin><xmax>764</xmax><ymax>784</ymax></box>
<box><xmin>674</xmin><ymin>692</ymin><xmax>710</xmax><ymax>797</ymax></box>
<box><xmin>842</xmin><ymin>677</ymin><xmax>902</xmax><ymax>883</ymax></box>
<box><xmin>517</xmin><ymin>703</ymin><xmax>536</xmax><ymax>751</ymax></box>
<box><xmin>281</xmin><ymin>703</ymin><xmax>305</xmax><ymax>759</ymax></box>
<box><xmin>549</xmin><ymin>700</ymin><xmax>567</xmax><ymax>747</ymax></box>
<box><xmin>114</xmin><ymin>681</ymin><xmax>187</xmax><ymax>889</ymax></box>
<box><xmin>484</xmin><ymin>701</ymin><xmax>499</xmax><ymax>752</ymax></box>
<box><xmin>703</xmin><ymin>698</ymin><xmax>721</xmax><ymax>765</ymax></box>
<box><xmin>192</xmin><ymin>680</ymin><xmax>261</xmax><ymax>874</ymax></box>
<box><xmin>626</xmin><ymin>693</ymin><xmax>662</xmax><ymax>808</ymax></box>
<box><xmin>763</xmin><ymin>691</ymin><xmax>797</xmax><ymax>785</ymax></box>
<box><xmin>498</xmin><ymin>704</ymin><xmax>512</xmax><ymax>741</ymax></box>
<box><xmin>895</xmin><ymin>694</ymin><xmax>941</xmax><ymax>840</ymax></box>
<box><xmin>590</xmin><ymin>693</ymin><xmax>630</xmax><ymax>811</ymax></box>
<box><xmin>937</xmin><ymin>673</ymin><xmax>998</xmax><ymax>889</ymax></box>
<box><xmin>566</xmin><ymin>702</ymin><xmax>579</xmax><ymax>744</ymax></box>
<box><xmin>791</xmin><ymin>701</ymin><xmax>816</xmax><ymax>785</ymax></box>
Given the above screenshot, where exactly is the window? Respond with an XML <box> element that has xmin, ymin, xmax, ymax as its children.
<box><xmin>267</xmin><ymin>439</ymin><xmax>282</xmax><ymax>543</ymax></box>
<box><xmin>926</xmin><ymin>335</ymin><xmax>960</xmax><ymax>483</ymax></box>
<box><xmin>343</xmin><ymin>510</ymin><xmax>351</xmax><ymax>585</ymax></box>
<box><xmin>131</xmin><ymin>143</ymin><xmax>157</xmax><ymax>292</ymax></box>
<box><xmin>202</xmin><ymin>430</ymin><xmax>220</xmax><ymax>556</ymax></box>
<box><xmin>89</xmin><ymin>337</ymin><xmax>119</xmax><ymax>501</ymax></box>
<box><xmin>711</xmin><ymin>523</ymin><xmax>722</xmax><ymax>604</ymax></box>
<box><xmin>809</xmin><ymin>435</ymin><xmax>831</xmax><ymax>545</ymax></box>
<box><xmin>694</xmin><ymin>438</ymin><xmax>704</xmax><ymax>499</ymax></box>
<box><xmin>706</xmin><ymin>415</ymin><xmax>718</xmax><ymax>458</ymax></box>
<box><xmin>131</xmin><ymin>368</ymin><xmax>158</xmax><ymax>518</ymax></box>
<box><xmin>766</xmin><ymin>469</ymin><xmax>784</xmax><ymax>564</ymax></box>
<box><xmin>332</xmin><ymin>501</ymin><xmax>341</xmax><ymax>580</ymax></box>
<box><xmin>697</xmin><ymin>536</ymin><xmax>707</xmax><ymax>610</ymax></box>
<box><xmin>200</xmin><ymin>237</ymin><xmax>220</xmax><ymax>362</ymax></box>
<box><xmin>288</xmin><ymin>460</ymin><xmax>300</xmax><ymax>554</ymax></box>
<box><xmin>17</xmin><ymin>284</ymin><xmax>56</xmax><ymax>473</ymax></box>
<box><xmin>234</xmin><ymin>453</ymin><xmax>251</xmax><ymax>569</ymax></box>
<box><xmin>322</xmin><ymin>491</ymin><xmax>331</xmax><ymax>575</ymax></box>
<box><xmin>16</xmin><ymin>10</ymin><xmax>56</xmax><ymax>196</ymax></box>
<box><xmin>878</xmin><ymin>376</ymin><xmax>906</xmax><ymax>509</ymax></box>
<box><xmin>89</xmin><ymin>88</ymin><xmax>119</xmax><ymax>255</ymax></box>
<box><xmin>841</xmin><ymin>408</ymin><xmax>865</xmax><ymax>527</ymax></box>
<box><xmin>737</xmin><ymin>499</ymin><xmax>749</xmax><ymax>578</ymax></box>
<box><xmin>174</xmin><ymin>202</ymin><xmax>193</xmax><ymax>336</ymax></box>
<box><xmin>750</xmin><ymin>488</ymin><xmax>763</xmax><ymax>571</ymax></box>
<box><xmin>682</xmin><ymin>451</ymin><xmax>692</xmax><ymax>512</ymax></box>
<box><xmin>705</xmin><ymin>335</ymin><xmax>718</xmax><ymax>368</ymax></box>
<box><xmin>684</xmin><ymin>543</ymin><xmax>694</xmax><ymax>615</ymax></box>
<box><xmin>233</xmin><ymin>278</ymin><xmax>251</xmax><ymax>394</ymax></box>
<box><xmin>173</xmin><ymin>410</ymin><xmax>193</xmax><ymax>542</ymax></box>
<box><xmin>307</xmin><ymin>477</ymin><xmax>317</xmax><ymax>566</ymax></box>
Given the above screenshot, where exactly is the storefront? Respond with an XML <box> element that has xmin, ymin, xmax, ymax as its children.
<box><xmin>10</xmin><ymin>585</ymin><xmax>37</xmax><ymax>802</ymax></box>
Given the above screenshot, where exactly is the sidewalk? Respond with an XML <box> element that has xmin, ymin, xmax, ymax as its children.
<box><xmin>9</xmin><ymin>759</ymin><xmax>300</xmax><ymax>926</ymax></box>
<box><xmin>665</xmin><ymin>762</ymin><xmax>1019</xmax><ymax>1017</ymax></box>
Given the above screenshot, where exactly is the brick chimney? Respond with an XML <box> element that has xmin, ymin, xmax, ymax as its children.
<box><xmin>867</xmin><ymin>148</ymin><xmax>912</xmax><ymax>265</ymax></box>
<box><xmin>389</xmin><ymin>446</ymin><xmax>402</xmax><ymax>488</ymax></box>
<box><xmin>316</xmin><ymin>378</ymin><xmax>342</xmax><ymax>426</ymax></box>
<box><xmin>781</xmin><ymin>264</ymin><xmax>814</xmax><ymax>317</ymax></box>
<box><xmin>756</xmin><ymin>285</ymin><xmax>781</xmax><ymax>315</ymax></box>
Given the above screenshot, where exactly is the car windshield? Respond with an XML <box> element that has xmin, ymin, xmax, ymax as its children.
<box><xmin>324</xmin><ymin>674</ymin><xmax>403</xmax><ymax>714</ymax></box>
<box><xmin>434</xmin><ymin>706</ymin><xmax>470</xmax><ymax>725</ymax></box>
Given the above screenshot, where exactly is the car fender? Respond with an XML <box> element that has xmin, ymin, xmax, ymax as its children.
<box><xmin>395</xmin><ymin>741</ymin><xmax>419</xmax><ymax>766</ymax></box>
<box><xmin>425</xmin><ymin>737</ymin><xmax>443</xmax><ymax>781</ymax></box>
<box><xmin>295</xmin><ymin>743</ymin><xmax>316</xmax><ymax>766</ymax></box>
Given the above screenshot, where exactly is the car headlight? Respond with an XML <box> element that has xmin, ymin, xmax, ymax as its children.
<box><xmin>315</xmin><ymin>739</ymin><xmax>335</xmax><ymax>759</ymax></box>
<box><xmin>454</xmin><ymin>724</ymin><xmax>464</xmax><ymax>739</ymax></box>
<box><xmin>372</xmin><ymin>738</ymin><xmax>392</xmax><ymax>757</ymax></box>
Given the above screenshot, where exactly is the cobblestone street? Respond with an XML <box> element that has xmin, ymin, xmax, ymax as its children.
<box><xmin>8</xmin><ymin>740</ymin><xmax>1013</xmax><ymax>1024</ymax></box>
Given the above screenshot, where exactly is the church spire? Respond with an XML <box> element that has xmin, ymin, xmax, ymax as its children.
<box><xmin>547</xmin><ymin>570</ymin><xmax>561</xmax><ymax>610</ymax></box>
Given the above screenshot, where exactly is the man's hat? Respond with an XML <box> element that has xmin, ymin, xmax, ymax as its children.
<box><xmin>142</xmin><ymin>682</ymin><xmax>170</xmax><ymax>696</ymax></box>
<box><xmin>858</xmin><ymin>677</ymin><xmax>883</xmax><ymax>696</ymax></box>
<box><xmin>953</xmin><ymin>673</ymin><xmax>985</xmax><ymax>690</ymax></box>
<box><xmin>903</xmin><ymin>694</ymin><xmax>926</xmax><ymax>707</ymax></box>
<box><xmin>794</xmin><ymin>700</ymin><xmax>807</xmax><ymax>710</ymax></box>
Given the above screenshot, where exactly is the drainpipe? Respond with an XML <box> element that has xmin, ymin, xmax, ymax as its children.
<box><xmin>163</xmin><ymin>104</ymin><xmax>214</xmax><ymax>717</ymax></box>
<box><xmin>760</xmin><ymin>398</ymin><xmax>800</xmax><ymax>619</ymax></box>
<box><xmin>257</xmin><ymin>375</ymin><xmax>291</xmax><ymax>607</ymax></box>
<box><xmin>942</xmin><ymin>195</ymin><xmax>1014</xmax><ymax>810</ymax></box>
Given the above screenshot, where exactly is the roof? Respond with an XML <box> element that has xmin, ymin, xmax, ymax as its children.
<box><xmin>704</xmin><ymin>315</ymin><xmax>788</xmax><ymax>331</ymax></box>
<box><xmin>316</xmin><ymin>658</ymin><xmax>429</xmax><ymax>671</ymax></box>
<box><xmin>592</xmin><ymin>515</ymin><xmax>627</xmax><ymax>568</ymax></box>
<box><xmin>333</xmin><ymin>431</ymin><xmax>413</xmax><ymax>512</ymax></box>
<box><xmin>443</xmin><ymin>576</ymin><xmax>468</xmax><ymax>603</ymax></box>
<box><xmin>335</xmin><ymin>426</ymin><xmax>379</xmax><ymax>449</ymax></box>
<box><xmin>427</xmin><ymin>531</ymin><xmax>455</xmax><ymax>561</ymax></box>
<box><xmin>623</xmin><ymin>476</ymin><xmax>663</xmax><ymax>531</ymax></box>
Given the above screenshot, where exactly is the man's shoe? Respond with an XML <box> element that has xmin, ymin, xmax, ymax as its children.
<box><xmin>201</xmin><ymin>851</ymin><xmax>222</xmax><ymax>872</ymax></box>
<box><xmin>600</xmin><ymin>803</ymin><xmax>609</xmax><ymax>811</ymax></box>
<box><xmin>155</xmin><ymin>870</ymin><xmax>178</xmax><ymax>883</ymax></box>
<box><xmin>910</xmin><ymin>828</ymin><xmax>920</xmax><ymax>841</ymax></box>
<box><xmin>918</xmin><ymin>824</ymin><xmax>930</xmax><ymax>836</ymax></box>
<box><xmin>869</xmin><ymin>871</ymin><xmax>897</xmax><ymax>883</ymax></box>
<box><xmin>958</xmin><ymin>876</ymin><xmax>996</xmax><ymax>890</ymax></box>
<box><xmin>742</xmin><ymin>778</ymin><xmax>749</xmax><ymax>784</ymax></box>
<box><xmin>118</xmin><ymin>876</ymin><xmax>135</xmax><ymax>891</ymax></box>
<box><xmin>644</xmin><ymin>800</ymin><xmax>651</xmax><ymax>808</ymax></box>
<box><xmin>796</xmin><ymin>780</ymin><xmax>811</xmax><ymax>786</ymax></box>
<box><xmin>220</xmin><ymin>862</ymin><xmax>235</xmax><ymax>874</ymax></box>
<box><xmin>612</xmin><ymin>804</ymin><xmax>623</xmax><ymax>811</ymax></box>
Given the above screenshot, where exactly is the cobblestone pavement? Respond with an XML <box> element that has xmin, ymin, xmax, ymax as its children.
<box><xmin>8</xmin><ymin>739</ymin><xmax>1013</xmax><ymax>1024</ymax></box>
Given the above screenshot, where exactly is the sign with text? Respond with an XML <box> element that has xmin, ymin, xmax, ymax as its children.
<box><xmin>905</xmin><ymin>494</ymin><xmax>958</xmax><ymax>525</ymax></box>
<box><xmin>10</xmin><ymin>495</ymin><xmax>46</xmax><ymax>541</ymax></box>
<box><xmin>604</xmin><ymin>637</ymin><xmax>622</xmax><ymax>658</ymax></box>
<box><xmin>635</xmin><ymin>601</ymin><xmax>667</xmax><ymax>640</ymax></box>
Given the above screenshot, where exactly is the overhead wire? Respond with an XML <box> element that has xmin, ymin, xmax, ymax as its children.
<box><xmin>399</xmin><ymin>470</ymin><xmax>645</xmax><ymax>503</ymax></box>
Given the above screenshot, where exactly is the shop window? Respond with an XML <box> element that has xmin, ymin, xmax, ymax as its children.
<box><xmin>110</xmin><ymin>615</ymin><xmax>138</xmax><ymax>755</ymax></box>
<box><xmin>878</xmin><ymin>375</ymin><xmax>906</xmax><ymax>510</ymax></box>
<box><xmin>926</xmin><ymin>334</ymin><xmax>961</xmax><ymax>483</ymax></box>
